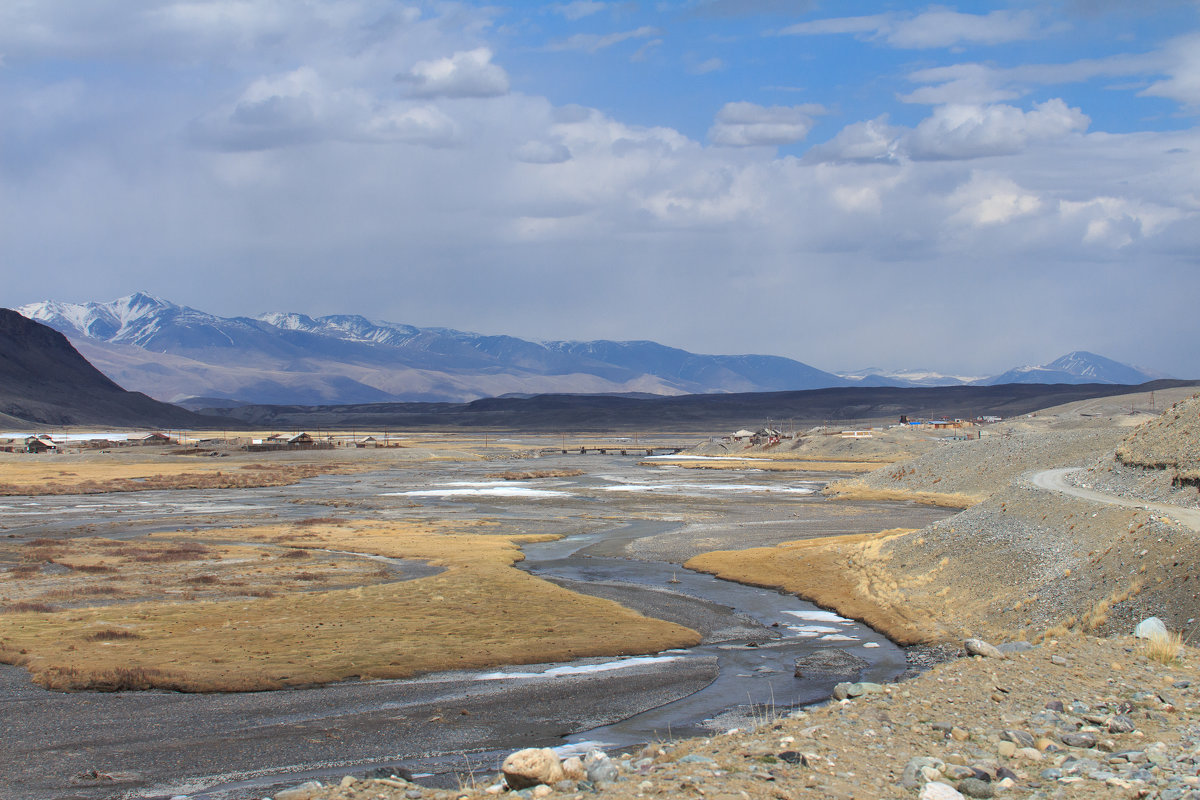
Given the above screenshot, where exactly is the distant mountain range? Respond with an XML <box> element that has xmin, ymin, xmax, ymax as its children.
<box><xmin>14</xmin><ymin>294</ymin><xmax>1174</xmax><ymax>405</ymax></box>
<box><xmin>0</xmin><ymin>309</ymin><xmax>209</xmax><ymax>428</ymax></box>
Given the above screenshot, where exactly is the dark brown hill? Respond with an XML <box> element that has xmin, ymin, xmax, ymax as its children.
<box><xmin>0</xmin><ymin>309</ymin><xmax>213</xmax><ymax>428</ymax></box>
<box><xmin>200</xmin><ymin>379</ymin><xmax>1200</xmax><ymax>432</ymax></box>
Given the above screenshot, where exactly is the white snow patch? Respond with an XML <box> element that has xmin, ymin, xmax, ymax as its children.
<box><xmin>475</xmin><ymin>655</ymin><xmax>682</xmax><ymax>680</ymax></box>
<box><xmin>863</xmin><ymin>642</ymin><xmax>881</xmax><ymax>648</ymax></box>
<box><xmin>819</xmin><ymin>634</ymin><xmax>859</xmax><ymax>642</ymax></box>
<box><xmin>389</xmin><ymin>487</ymin><xmax>571</xmax><ymax>499</ymax></box>
<box><xmin>783</xmin><ymin>610</ymin><xmax>852</xmax><ymax>623</ymax></box>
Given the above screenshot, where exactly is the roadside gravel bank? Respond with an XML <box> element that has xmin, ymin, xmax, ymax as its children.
<box><xmin>288</xmin><ymin>634</ymin><xmax>1200</xmax><ymax>800</ymax></box>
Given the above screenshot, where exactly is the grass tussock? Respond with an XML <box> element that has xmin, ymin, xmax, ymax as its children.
<box><xmin>1142</xmin><ymin>631</ymin><xmax>1185</xmax><ymax>665</ymax></box>
<box><xmin>823</xmin><ymin>480</ymin><xmax>980</xmax><ymax>508</ymax></box>
<box><xmin>294</xmin><ymin>517</ymin><xmax>343</xmax><ymax>527</ymax></box>
<box><xmin>82</xmin><ymin>628</ymin><xmax>143</xmax><ymax>642</ymax></box>
<box><xmin>2</xmin><ymin>602</ymin><xmax>59</xmax><ymax>614</ymax></box>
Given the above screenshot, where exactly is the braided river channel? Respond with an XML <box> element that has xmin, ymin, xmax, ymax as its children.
<box><xmin>0</xmin><ymin>451</ymin><xmax>955</xmax><ymax>799</ymax></box>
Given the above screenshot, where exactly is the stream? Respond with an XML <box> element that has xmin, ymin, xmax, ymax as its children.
<box><xmin>0</xmin><ymin>454</ymin><xmax>955</xmax><ymax>799</ymax></box>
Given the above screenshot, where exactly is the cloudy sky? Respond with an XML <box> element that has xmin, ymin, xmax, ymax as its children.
<box><xmin>3</xmin><ymin>1</ymin><xmax>1199</xmax><ymax>377</ymax></box>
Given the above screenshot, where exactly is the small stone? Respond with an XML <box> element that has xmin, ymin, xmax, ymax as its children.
<box><xmin>678</xmin><ymin>754</ymin><xmax>716</xmax><ymax>764</ymax></box>
<box><xmin>944</xmin><ymin>765</ymin><xmax>976</xmax><ymax>780</ymax></box>
<box><xmin>1040</xmin><ymin>768</ymin><xmax>1064</xmax><ymax>780</ymax></box>
<box><xmin>1059</xmin><ymin>732</ymin><xmax>1098</xmax><ymax>749</ymax></box>
<box><xmin>1034</xmin><ymin>737</ymin><xmax>1055</xmax><ymax>752</ymax></box>
<box><xmin>584</xmin><ymin>751</ymin><xmax>619</xmax><ymax>785</ymax></box>
<box><xmin>561</xmin><ymin>757</ymin><xmax>586</xmax><ymax>782</ymax></box>
<box><xmin>1003</xmin><ymin>730</ymin><xmax>1035</xmax><ymax>748</ymax></box>
<box><xmin>637</xmin><ymin>781</ymin><xmax>653</xmax><ymax>791</ymax></box>
<box><xmin>1045</xmin><ymin>699</ymin><xmax>1064</xmax><ymax>711</ymax></box>
<box><xmin>832</xmin><ymin>682</ymin><xmax>853</xmax><ymax>700</ymax></box>
<box><xmin>339</xmin><ymin>776</ymin><xmax>356</xmax><ymax>788</ymax></box>
<box><xmin>951</xmin><ymin>727</ymin><xmax>970</xmax><ymax>741</ymax></box>
<box><xmin>957</xmin><ymin>777</ymin><xmax>995</xmax><ymax>798</ymax></box>
<box><xmin>503</xmin><ymin>749</ymin><xmax>566</xmax><ymax>790</ymax></box>
<box><xmin>777</xmin><ymin>752</ymin><xmax>806</xmax><ymax>765</ymax></box>
<box><xmin>531</xmin><ymin>785</ymin><xmax>553</xmax><ymax>798</ymax></box>
<box><xmin>919</xmin><ymin>783</ymin><xmax>965</xmax><ymax>800</ymax></box>
<box><xmin>1107</xmin><ymin>715</ymin><xmax>1135</xmax><ymax>734</ymax></box>
<box><xmin>964</xmin><ymin>639</ymin><xmax>1006</xmax><ymax>659</ymax></box>
<box><xmin>902</xmin><ymin>757</ymin><xmax>945</xmax><ymax>789</ymax></box>
<box><xmin>1015</xmin><ymin>748</ymin><xmax>1043</xmax><ymax>761</ymax></box>
<box><xmin>1050</xmin><ymin>655</ymin><xmax>1069</xmax><ymax>666</ymax></box>
<box><xmin>275</xmin><ymin>782</ymin><xmax>323</xmax><ymax>800</ymax></box>
<box><xmin>997</xmin><ymin>742</ymin><xmax>1016</xmax><ymax>758</ymax></box>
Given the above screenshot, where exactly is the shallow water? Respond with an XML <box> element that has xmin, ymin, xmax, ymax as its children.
<box><xmin>0</xmin><ymin>454</ymin><xmax>955</xmax><ymax>799</ymax></box>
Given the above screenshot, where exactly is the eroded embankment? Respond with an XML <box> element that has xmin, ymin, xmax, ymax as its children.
<box><xmin>694</xmin><ymin>410</ymin><xmax>1200</xmax><ymax>647</ymax></box>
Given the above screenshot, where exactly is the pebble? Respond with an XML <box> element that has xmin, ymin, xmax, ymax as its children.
<box><xmin>919</xmin><ymin>783</ymin><xmax>966</xmax><ymax>800</ymax></box>
<box><xmin>956</xmin><ymin>777</ymin><xmax>995</xmax><ymax>798</ymax></box>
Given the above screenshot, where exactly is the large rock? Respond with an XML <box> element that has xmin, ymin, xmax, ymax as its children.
<box><xmin>964</xmin><ymin>639</ymin><xmax>1006</xmax><ymax>659</ymax></box>
<box><xmin>502</xmin><ymin>748</ymin><xmax>565</xmax><ymax>789</ymax></box>
<box><xmin>794</xmin><ymin>648</ymin><xmax>870</xmax><ymax>679</ymax></box>
<box><xmin>1134</xmin><ymin>617</ymin><xmax>1168</xmax><ymax>639</ymax></box>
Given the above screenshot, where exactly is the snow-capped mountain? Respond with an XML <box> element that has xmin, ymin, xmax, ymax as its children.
<box><xmin>979</xmin><ymin>351</ymin><xmax>1168</xmax><ymax>387</ymax></box>
<box><xmin>15</xmin><ymin>293</ymin><xmax>851</xmax><ymax>404</ymax></box>
<box><xmin>837</xmin><ymin>367</ymin><xmax>985</xmax><ymax>387</ymax></box>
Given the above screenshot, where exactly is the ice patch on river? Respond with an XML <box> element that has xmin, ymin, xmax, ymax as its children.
<box><xmin>475</xmin><ymin>655</ymin><xmax>683</xmax><ymax>680</ymax></box>
<box><xmin>388</xmin><ymin>485</ymin><xmax>571</xmax><ymax>499</ymax></box>
<box><xmin>783</xmin><ymin>609</ymin><xmax>853</xmax><ymax>623</ymax></box>
<box><xmin>599</xmin><ymin>482</ymin><xmax>814</xmax><ymax>496</ymax></box>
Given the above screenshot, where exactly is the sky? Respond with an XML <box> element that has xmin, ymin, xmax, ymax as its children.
<box><xmin>2</xmin><ymin>0</ymin><xmax>1199</xmax><ymax>377</ymax></box>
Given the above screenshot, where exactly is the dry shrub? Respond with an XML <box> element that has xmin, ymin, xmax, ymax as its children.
<box><xmin>7</xmin><ymin>564</ymin><xmax>39</xmax><ymax>578</ymax></box>
<box><xmin>292</xmin><ymin>572</ymin><xmax>326</xmax><ymax>581</ymax></box>
<box><xmin>295</xmin><ymin>517</ymin><xmax>341</xmax><ymax>527</ymax></box>
<box><xmin>245</xmin><ymin>589</ymin><xmax>275</xmax><ymax>598</ymax></box>
<box><xmin>2</xmin><ymin>602</ymin><xmax>59</xmax><ymax>613</ymax></box>
<box><xmin>281</xmin><ymin>549</ymin><xmax>311</xmax><ymax>559</ymax></box>
<box><xmin>486</xmin><ymin>469</ymin><xmax>585</xmax><ymax>481</ymax></box>
<box><xmin>184</xmin><ymin>575</ymin><xmax>220</xmax><ymax>585</ymax></box>
<box><xmin>83</xmin><ymin>629</ymin><xmax>143</xmax><ymax>642</ymax></box>
<box><xmin>132</xmin><ymin>543</ymin><xmax>209</xmax><ymax>563</ymax></box>
<box><xmin>25</xmin><ymin>538</ymin><xmax>60</xmax><ymax>547</ymax></box>
<box><xmin>64</xmin><ymin>563</ymin><xmax>117</xmax><ymax>574</ymax></box>
<box><xmin>1142</xmin><ymin>631</ymin><xmax>1185</xmax><ymax>665</ymax></box>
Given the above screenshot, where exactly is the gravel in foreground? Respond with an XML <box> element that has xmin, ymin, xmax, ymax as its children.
<box><xmin>270</xmin><ymin>634</ymin><xmax>1199</xmax><ymax>800</ymax></box>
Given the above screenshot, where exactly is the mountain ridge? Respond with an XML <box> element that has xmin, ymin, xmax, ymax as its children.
<box><xmin>17</xmin><ymin>294</ymin><xmax>1175</xmax><ymax>405</ymax></box>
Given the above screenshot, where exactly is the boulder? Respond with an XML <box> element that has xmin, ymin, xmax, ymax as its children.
<box><xmin>561</xmin><ymin>756</ymin><xmax>586</xmax><ymax>782</ymax></box>
<box><xmin>502</xmin><ymin>748</ymin><xmax>565</xmax><ymax>789</ymax></box>
<box><xmin>964</xmin><ymin>639</ymin><xmax>1006</xmax><ymax>659</ymax></box>
<box><xmin>1134</xmin><ymin>617</ymin><xmax>1168</xmax><ymax>639</ymax></box>
<box><xmin>794</xmin><ymin>648</ymin><xmax>870</xmax><ymax>679</ymax></box>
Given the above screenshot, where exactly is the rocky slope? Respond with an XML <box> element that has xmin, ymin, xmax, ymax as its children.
<box><xmin>0</xmin><ymin>309</ymin><xmax>209</xmax><ymax>427</ymax></box>
<box><xmin>290</xmin><ymin>634</ymin><xmax>1200</xmax><ymax>800</ymax></box>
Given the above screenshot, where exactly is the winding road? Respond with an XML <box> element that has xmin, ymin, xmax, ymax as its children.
<box><xmin>1031</xmin><ymin>467</ymin><xmax>1200</xmax><ymax>532</ymax></box>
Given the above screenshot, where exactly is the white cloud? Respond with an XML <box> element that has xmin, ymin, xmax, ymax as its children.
<box><xmin>950</xmin><ymin>173</ymin><xmax>1042</xmax><ymax>226</ymax></box>
<box><xmin>548</xmin><ymin>26</ymin><xmax>661</xmax><ymax>54</ymax></box>
<box><xmin>1140</xmin><ymin>33</ymin><xmax>1200</xmax><ymax>107</ymax></box>
<box><xmin>779</xmin><ymin>8</ymin><xmax>1044</xmax><ymax>49</ymax></box>
<box><xmin>804</xmin><ymin>115</ymin><xmax>899</xmax><ymax>163</ymax></box>
<box><xmin>398</xmin><ymin>48</ymin><xmax>510</xmax><ymax>98</ymax></box>
<box><xmin>192</xmin><ymin>67</ymin><xmax>458</xmax><ymax>150</ymax></box>
<box><xmin>906</xmin><ymin>99</ymin><xmax>1090</xmax><ymax>160</ymax></box>
<box><xmin>708</xmin><ymin>102</ymin><xmax>821</xmax><ymax>147</ymax></box>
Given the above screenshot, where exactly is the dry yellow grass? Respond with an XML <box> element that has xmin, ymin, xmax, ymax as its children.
<box><xmin>822</xmin><ymin>479</ymin><xmax>981</xmax><ymax>508</ymax></box>
<box><xmin>686</xmin><ymin>529</ymin><xmax>946</xmax><ymax>646</ymax></box>
<box><xmin>0</xmin><ymin>460</ymin><xmax>355</xmax><ymax>495</ymax></box>
<box><xmin>0</xmin><ymin>519</ymin><xmax>699</xmax><ymax>692</ymax></box>
<box><xmin>645</xmin><ymin>459</ymin><xmax>883</xmax><ymax>473</ymax></box>
<box><xmin>1141</xmin><ymin>630</ymin><xmax>1186</xmax><ymax>665</ymax></box>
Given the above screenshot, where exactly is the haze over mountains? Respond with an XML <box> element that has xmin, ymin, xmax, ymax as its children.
<box><xmin>16</xmin><ymin>294</ymin><xmax>1173</xmax><ymax>406</ymax></box>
